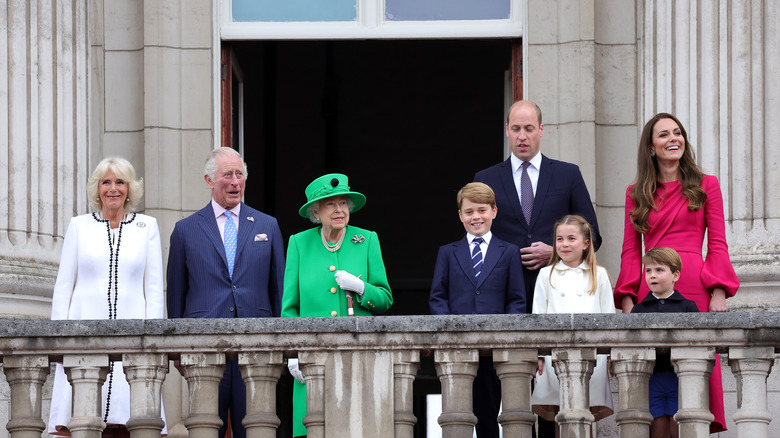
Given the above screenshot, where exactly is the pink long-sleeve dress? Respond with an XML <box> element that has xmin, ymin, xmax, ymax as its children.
<box><xmin>614</xmin><ymin>174</ymin><xmax>739</xmax><ymax>433</ymax></box>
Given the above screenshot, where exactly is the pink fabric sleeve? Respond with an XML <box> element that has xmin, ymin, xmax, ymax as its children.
<box><xmin>700</xmin><ymin>175</ymin><xmax>740</xmax><ymax>297</ymax></box>
<box><xmin>613</xmin><ymin>186</ymin><xmax>643</xmax><ymax>308</ymax></box>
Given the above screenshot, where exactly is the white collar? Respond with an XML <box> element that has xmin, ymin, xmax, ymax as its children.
<box><xmin>467</xmin><ymin>231</ymin><xmax>492</xmax><ymax>246</ymax></box>
<box><xmin>553</xmin><ymin>260</ymin><xmax>590</xmax><ymax>272</ymax></box>
<box><xmin>510</xmin><ymin>151</ymin><xmax>542</xmax><ymax>173</ymax></box>
<box><xmin>211</xmin><ymin>199</ymin><xmax>241</xmax><ymax>219</ymax></box>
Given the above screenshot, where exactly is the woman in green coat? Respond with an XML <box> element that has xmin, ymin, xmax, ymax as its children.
<box><xmin>282</xmin><ymin>173</ymin><xmax>393</xmax><ymax>437</ymax></box>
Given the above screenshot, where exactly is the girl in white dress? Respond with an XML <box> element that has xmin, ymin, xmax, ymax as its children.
<box><xmin>531</xmin><ymin>214</ymin><xmax>615</xmax><ymax>432</ymax></box>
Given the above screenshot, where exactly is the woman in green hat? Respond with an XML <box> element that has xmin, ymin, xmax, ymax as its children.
<box><xmin>282</xmin><ymin>173</ymin><xmax>393</xmax><ymax>437</ymax></box>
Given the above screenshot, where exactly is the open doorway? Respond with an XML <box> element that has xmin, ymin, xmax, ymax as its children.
<box><xmin>230</xmin><ymin>38</ymin><xmax>515</xmax><ymax>315</ymax></box>
<box><xmin>226</xmin><ymin>38</ymin><xmax>517</xmax><ymax>437</ymax></box>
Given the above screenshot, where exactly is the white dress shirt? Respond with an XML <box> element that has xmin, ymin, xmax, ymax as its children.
<box><xmin>467</xmin><ymin>231</ymin><xmax>492</xmax><ymax>260</ymax></box>
<box><xmin>511</xmin><ymin>152</ymin><xmax>542</xmax><ymax>204</ymax></box>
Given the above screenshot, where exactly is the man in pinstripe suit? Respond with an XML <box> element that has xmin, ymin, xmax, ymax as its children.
<box><xmin>167</xmin><ymin>147</ymin><xmax>285</xmax><ymax>438</ymax></box>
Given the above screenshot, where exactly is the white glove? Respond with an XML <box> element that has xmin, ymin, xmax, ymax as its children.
<box><xmin>335</xmin><ymin>270</ymin><xmax>365</xmax><ymax>297</ymax></box>
<box><xmin>287</xmin><ymin>358</ymin><xmax>305</xmax><ymax>384</ymax></box>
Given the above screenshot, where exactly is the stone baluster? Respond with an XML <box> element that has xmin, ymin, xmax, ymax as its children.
<box><xmin>3</xmin><ymin>355</ymin><xmax>50</xmax><ymax>438</ymax></box>
<box><xmin>238</xmin><ymin>351</ymin><xmax>283</xmax><ymax>438</ymax></box>
<box><xmin>492</xmin><ymin>349</ymin><xmax>537</xmax><ymax>437</ymax></box>
<box><xmin>123</xmin><ymin>353</ymin><xmax>168</xmax><ymax>438</ymax></box>
<box><xmin>180</xmin><ymin>353</ymin><xmax>226</xmax><ymax>438</ymax></box>
<box><xmin>64</xmin><ymin>354</ymin><xmax>109</xmax><ymax>438</ymax></box>
<box><xmin>728</xmin><ymin>347</ymin><xmax>775</xmax><ymax>437</ymax></box>
<box><xmin>391</xmin><ymin>350</ymin><xmax>420</xmax><ymax>438</ymax></box>
<box><xmin>610</xmin><ymin>348</ymin><xmax>655</xmax><ymax>438</ymax></box>
<box><xmin>671</xmin><ymin>347</ymin><xmax>715</xmax><ymax>437</ymax></box>
<box><xmin>300</xmin><ymin>351</ymin><xmax>328</xmax><ymax>438</ymax></box>
<box><xmin>552</xmin><ymin>348</ymin><xmax>596</xmax><ymax>437</ymax></box>
<box><xmin>433</xmin><ymin>349</ymin><xmax>479</xmax><ymax>438</ymax></box>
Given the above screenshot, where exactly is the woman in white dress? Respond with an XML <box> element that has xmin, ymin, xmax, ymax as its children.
<box><xmin>48</xmin><ymin>157</ymin><xmax>166</xmax><ymax>437</ymax></box>
<box><xmin>531</xmin><ymin>215</ymin><xmax>615</xmax><ymax>434</ymax></box>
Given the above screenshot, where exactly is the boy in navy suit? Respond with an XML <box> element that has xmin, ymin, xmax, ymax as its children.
<box><xmin>430</xmin><ymin>182</ymin><xmax>526</xmax><ymax>437</ymax></box>
<box><xmin>631</xmin><ymin>247</ymin><xmax>698</xmax><ymax>438</ymax></box>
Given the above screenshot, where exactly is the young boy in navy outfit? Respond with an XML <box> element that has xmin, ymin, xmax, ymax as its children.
<box><xmin>429</xmin><ymin>182</ymin><xmax>526</xmax><ymax>437</ymax></box>
<box><xmin>631</xmin><ymin>247</ymin><xmax>699</xmax><ymax>438</ymax></box>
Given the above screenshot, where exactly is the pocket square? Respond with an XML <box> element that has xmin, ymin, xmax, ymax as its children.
<box><xmin>254</xmin><ymin>233</ymin><xmax>268</xmax><ymax>242</ymax></box>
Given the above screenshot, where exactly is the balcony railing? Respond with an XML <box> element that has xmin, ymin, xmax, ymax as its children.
<box><xmin>1</xmin><ymin>313</ymin><xmax>777</xmax><ymax>438</ymax></box>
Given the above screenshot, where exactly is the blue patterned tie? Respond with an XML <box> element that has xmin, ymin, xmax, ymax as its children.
<box><xmin>472</xmin><ymin>237</ymin><xmax>484</xmax><ymax>279</ymax></box>
<box><xmin>520</xmin><ymin>161</ymin><xmax>534</xmax><ymax>224</ymax></box>
<box><xmin>224</xmin><ymin>212</ymin><xmax>237</xmax><ymax>278</ymax></box>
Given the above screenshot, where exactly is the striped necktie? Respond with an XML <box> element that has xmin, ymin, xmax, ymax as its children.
<box><xmin>472</xmin><ymin>236</ymin><xmax>484</xmax><ymax>279</ymax></box>
<box><xmin>224</xmin><ymin>212</ymin><xmax>237</xmax><ymax>278</ymax></box>
<box><xmin>520</xmin><ymin>160</ymin><xmax>534</xmax><ymax>224</ymax></box>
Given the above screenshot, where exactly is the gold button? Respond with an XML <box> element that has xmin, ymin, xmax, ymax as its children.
<box><xmin>330</xmin><ymin>287</ymin><xmax>337</xmax><ymax>294</ymax></box>
<box><xmin>329</xmin><ymin>265</ymin><xmax>336</xmax><ymax>272</ymax></box>
<box><xmin>331</xmin><ymin>310</ymin><xmax>338</xmax><ymax>317</ymax></box>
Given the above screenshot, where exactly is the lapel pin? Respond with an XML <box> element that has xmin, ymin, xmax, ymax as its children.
<box><xmin>247</xmin><ymin>216</ymin><xmax>254</xmax><ymax>222</ymax></box>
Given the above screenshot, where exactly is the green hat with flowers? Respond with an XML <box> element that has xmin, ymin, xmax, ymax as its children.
<box><xmin>298</xmin><ymin>173</ymin><xmax>367</xmax><ymax>218</ymax></box>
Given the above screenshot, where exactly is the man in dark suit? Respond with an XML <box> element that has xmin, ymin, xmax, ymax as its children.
<box><xmin>167</xmin><ymin>147</ymin><xmax>285</xmax><ymax>438</ymax></box>
<box><xmin>475</xmin><ymin>100</ymin><xmax>601</xmax><ymax>311</ymax></box>
<box><xmin>475</xmin><ymin>101</ymin><xmax>600</xmax><ymax>437</ymax></box>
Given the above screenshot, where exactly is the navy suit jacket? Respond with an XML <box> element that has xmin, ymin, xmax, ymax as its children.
<box><xmin>429</xmin><ymin>236</ymin><xmax>526</xmax><ymax>315</ymax></box>
<box><xmin>474</xmin><ymin>155</ymin><xmax>601</xmax><ymax>305</ymax></box>
<box><xmin>167</xmin><ymin>202</ymin><xmax>285</xmax><ymax>319</ymax></box>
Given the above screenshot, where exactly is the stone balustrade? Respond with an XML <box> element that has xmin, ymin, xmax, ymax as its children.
<box><xmin>1</xmin><ymin>313</ymin><xmax>778</xmax><ymax>438</ymax></box>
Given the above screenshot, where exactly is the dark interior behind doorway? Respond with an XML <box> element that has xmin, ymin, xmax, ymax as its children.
<box><xmin>233</xmin><ymin>38</ymin><xmax>512</xmax><ymax>317</ymax></box>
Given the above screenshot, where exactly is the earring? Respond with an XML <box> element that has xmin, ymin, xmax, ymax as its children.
<box><xmin>651</xmin><ymin>150</ymin><xmax>656</xmax><ymax>157</ymax></box>
<box><xmin>125</xmin><ymin>198</ymin><xmax>130</xmax><ymax>203</ymax></box>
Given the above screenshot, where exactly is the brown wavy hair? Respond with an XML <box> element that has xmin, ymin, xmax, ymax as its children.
<box><xmin>548</xmin><ymin>215</ymin><xmax>599</xmax><ymax>295</ymax></box>
<box><xmin>629</xmin><ymin>113</ymin><xmax>706</xmax><ymax>233</ymax></box>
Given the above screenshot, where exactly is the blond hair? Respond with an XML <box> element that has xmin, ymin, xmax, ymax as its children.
<box><xmin>86</xmin><ymin>157</ymin><xmax>143</xmax><ymax>212</ymax></box>
<box><xmin>457</xmin><ymin>182</ymin><xmax>496</xmax><ymax>209</ymax></box>
<box><xmin>547</xmin><ymin>214</ymin><xmax>599</xmax><ymax>295</ymax></box>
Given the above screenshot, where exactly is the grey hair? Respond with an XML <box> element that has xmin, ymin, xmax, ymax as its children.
<box><xmin>307</xmin><ymin>197</ymin><xmax>356</xmax><ymax>224</ymax></box>
<box><xmin>87</xmin><ymin>157</ymin><xmax>144</xmax><ymax>212</ymax></box>
<box><xmin>204</xmin><ymin>147</ymin><xmax>248</xmax><ymax>181</ymax></box>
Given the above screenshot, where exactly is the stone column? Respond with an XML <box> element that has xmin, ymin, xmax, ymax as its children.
<box><xmin>123</xmin><ymin>353</ymin><xmax>168</xmax><ymax>438</ymax></box>
<box><xmin>64</xmin><ymin>354</ymin><xmax>110</xmax><ymax>438</ymax></box>
<box><xmin>0</xmin><ymin>0</ymin><xmax>90</xmax><ymax>319</ymax></box>
<box><xmin>433</xmin><ymin>349</ymin><xmax>479</xmax><ymax>438</ymax></box>
<box><xmin>238</xmin><ymin>351</ymin><xmax>283</xmax><ymax>438</ymax></box>
<box><xmin>391</xmin><ymin>350</ymin><xmax>420</xmax><ymax>438</ymax></box>
<box><xmin>552</xmin><ymin>348</ymin><xmax>596</xmax><ymax>437</ymax></box>
<box><xmin>671</xmin><ymin>347</ymin><xmax>714</xmax><ymax>437</ymax></box>
<box><xmin>492</xmin><ymin>349</ymin><xmax>537</xmax><ymax>437</ymax></box>
<box><xmin>180</xmin><ymin>353</ymin><xmax>226</xmax><ymax>438</ymax></box>
<box><xmin>299</xmin><ymin>351</ymin><xmax>328</xmax><ymax>438</ymax></box>
<box><xmin>639</xmin><ymin>0</ymin><xmax>780</xmax><ymax>311</ymax></box>
<box><xmin>3</xmin><ymin>355</ymin><xmax>50</xmax><ymax>438</ymax></box>
<box><xmin>610</xmin><ymin>348</ymin><xmax>655</xmax><ymax>438</ymax></box>
<box><xmin>728</xmin><ymin>347</ymin><xmax>775</xmax><ymax>437</ymax></box>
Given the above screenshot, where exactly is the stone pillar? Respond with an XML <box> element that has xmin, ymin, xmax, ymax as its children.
<box><xmin>64</xmin><ymin>354</ymin><xmax>110</xmax><ymax>438</ymax></box>
<box><xmin>433</xmin><ymin>349</ymin><xmax>479</xmax><ymax>438</ymax></box>
<box><xmin>391</xmin><ymin>350</ymin><xmax>420</xmax><ymax>438</ymax></box>
<box><xmin>299</xmin><ymin>351</ymin><xmax>328</xmax><ymax>438</ymax></box>
<box><xmin>552</xmin><ymin>348</ymin><xmax>596</xmax><ymax>437</ymax></box>
<box><xmin>238</xmin><ymin>351</ymin><xmax>283</xmax><ymax>438</ymax></box>
<box><xmin>123</xmin><ymin>353</ymin><xmax>168</xmax><ymax>438</ymax></box>
<box><xmin>728</xmin><ymin>347</ymin><xmax>774</xmax><ymax>437</ymax></box>
<box><xmin>0</xmin><ymin>0</ymin><xmax>90</xmax><ymax>319</ymax></box>
<box><xmin>180</xmin><ymin>353</ymin><xmax>226</xmax><ymax>438</ymax></box>
<box><xmin>492</xmin><ymin>349</ymin><xmax>537</xmax><ymax>437</ymax></box>
<box><xmin>639</xmin><ymin>0</ymin><xmax>780</xmax><ymax>311</ymax></box>
<box><xmin>3</xmin><ymin>355</ymin><xmax>50</xmax><ymax>438</ymax></box>
<box><xmin>671</xmin><ymin>347</ymin><xmax>714</xmax><ymax>437</ymax></box>
<box><xmin>610</xmin><ymin>348</ymin><xmax>655</xmax><ymax>438</ymax></box>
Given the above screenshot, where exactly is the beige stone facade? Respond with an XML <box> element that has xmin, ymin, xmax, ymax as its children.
<box><xmin>2</xmin><ymin>0</ymin><xmax>779</xmax><ymax>437</ymax></box>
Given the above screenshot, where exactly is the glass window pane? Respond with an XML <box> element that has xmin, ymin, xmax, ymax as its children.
<box><xmin>385</xmin><ymin>0</ymin><xmax>510</xmax><ymax>21</ymax></box>
<box><xmin>233</xmin><ymin>0</ymin><xmax>357</xmax><ymax>22</ymax></box>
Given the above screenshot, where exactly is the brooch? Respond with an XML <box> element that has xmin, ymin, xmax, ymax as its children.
<box><xmin>136</xmin><ymin>222</ymin><xmax>146</xmax><ymax>228</ymax></box>
<box><xmin>351</xmin><ymin>234</ymin><xmax>365</xmax><ymax>244</ymax></box>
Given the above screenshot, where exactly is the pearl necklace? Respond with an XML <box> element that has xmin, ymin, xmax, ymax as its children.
<box><xmin>321</xmin><ymin>227</ymin><xmax>346</xmax><ymax>253</ymax></box>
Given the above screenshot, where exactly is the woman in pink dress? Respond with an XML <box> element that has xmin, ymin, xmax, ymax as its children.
<box><xmin>614</xmin><ymin>113</ymin><xmax>739</xmax><ymax>433</ymax></box>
